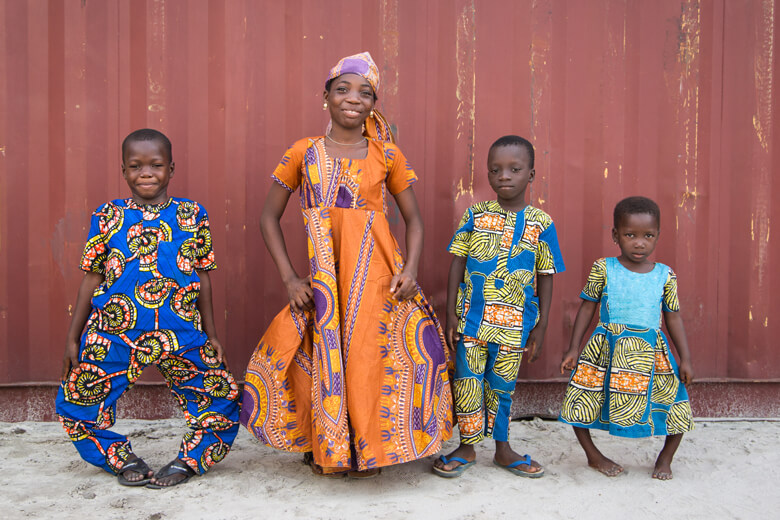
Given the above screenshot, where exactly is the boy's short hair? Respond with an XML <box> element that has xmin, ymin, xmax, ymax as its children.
<box><xmin>122</xmin><ymin>129</ymin><xmax>172</xmax><ymax>161</ymax></box>
<box><xmin>488</xmin><ymin>135</ymin><xmax>535</xmax><ymax>169</ymax></box>
<box><xmin>613</xmin><ymin>196</ymin><xmax>661</xmax><ymax>228</ymax></box>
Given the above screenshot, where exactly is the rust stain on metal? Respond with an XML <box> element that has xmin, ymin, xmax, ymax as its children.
<box><xmin>753</xmin><ymin>0</ymin><xmax>774</xmax><ymax>152</ymax></box>
<box><xmin>380</xmin><ymin>0</ymin><xmax>400</xmax><ymax>98</ymax></box>
<box><xmin>454</xmin><ymin>0</ymin><xmax>476</xmax><ymax>200</ymax></box>
<box><xmin>676</xmin><ymin>2</ymin><xmax>701</xmax><ymax>212</ymax></box>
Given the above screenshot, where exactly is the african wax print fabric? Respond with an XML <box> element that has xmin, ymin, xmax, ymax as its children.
<box><xmin>559</xmin><ymin>257</ymin><xmax>694</xmax><ymax>438</ymax></box>
<box><xmin>327</xmin><ymin>51</ymin><xmax>380</xmax><ymax>92</ymax></box>
<box><xmin>55</xmin><ymin>197</ymin><xmax>240</xmax><ymax>475</ymax></box>
<box><xmin>241</xmin><ymin>137</ymin><xmax>453</xmax><ymax>472</ymax></box>
<box><xmin>453</xmin><ymin>335</ymin><xmax>523</xmax><ymax>444</ymax></box>
<box><xmin>448</xmin><ymin>202</ymin><xmax>565</xmax><ymax>347</ymax></box>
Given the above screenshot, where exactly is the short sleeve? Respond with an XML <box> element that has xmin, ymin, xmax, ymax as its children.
<box><xmin>79</xmin><ymin>204</ymin><xmax>110</xmax><ymax>273</ymax></box>
<box><xmin>535</xmin><ymin>222</ymin><xmax>566</xmax><ymax>274</ymax></box>
<box><xmin>662</xmin><ymin>268</ymin><xmax>680</xmax><ymax>312</ymax></box>
<box><xmin>383</xmin><ymin>143</ymin><xmax>418</xmax><ymax>195</ymax></box>
<box><xmin>271</xmin><ymin>141</ymin><xmax>306</xmax><ymax>192</ymax></box>
<box><xmin>447</xmin><ymin>208</ymin><xmax>474</xmax><ymax>257</ymax></box>
<box><xmin>580</xmin><ymin>258</ymin><xmax>607</xmax><ymax>301</ymax></box>
<box><xmin>193</xmin><ymin>205</ymin><xmax>217</xmax><ymax>271</ymax></box>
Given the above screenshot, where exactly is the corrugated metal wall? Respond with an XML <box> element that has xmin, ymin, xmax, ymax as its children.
<box><xmin>1</xmin><ymin>0</ymin><xmax>777</xmax><ymax>386</ymax></box>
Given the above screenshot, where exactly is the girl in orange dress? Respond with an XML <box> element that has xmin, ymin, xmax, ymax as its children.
<box><xmin>240</xmin><ymin>52</ymin><xmax>453</xmax><ymax>477</ymax></box>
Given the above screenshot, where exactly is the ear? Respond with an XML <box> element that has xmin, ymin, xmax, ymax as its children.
<box><xmin>529</xmin><ymin>169</ymin><xmax>536</xmax><ymax>182</ymax></box>
<box><xmin>121</xmin><ymin>164</ymin><xmax>127</xmax><ymax>178</ymax></box>
<box><xmin>169</xmin><ymin>162</ymin><xmax>175</xmax><ymax>177</ymax></box>
<box><xmin>611</xmin><ymin>228</ymin><xmax>618</xmax><ymax>243</ymax></box>
<box><xmin>323</xmin><ymin>90</ymin><xmax>329</xmax><ymax>103</ymax></box>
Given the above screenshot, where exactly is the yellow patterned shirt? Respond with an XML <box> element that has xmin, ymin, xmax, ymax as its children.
<box><xmin>448</xmin><ymin>201</ymin><xmax>565</xmax><ymax>346</ymax></box>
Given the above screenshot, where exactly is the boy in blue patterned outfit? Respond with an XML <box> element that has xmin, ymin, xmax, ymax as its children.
<box><xmin>433</xmin><ymin>135</ymin><xmax>564</xmax><ymax>478</ymax></box>
<box><xmin>56</xmin><ymin>129</ymin><xmax>239</xmax><ymax>488</ymax></box>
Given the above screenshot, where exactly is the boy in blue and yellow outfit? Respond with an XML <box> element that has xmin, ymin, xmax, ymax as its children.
<box><xmin>433</xmin><ymin>135</ymin><xmax>564</xmax><ymax>478</ymax></box>
<box><xmin>56</xmin><ymin>129</ymin><xmax>239</xmax><ymax>488</ymax></box>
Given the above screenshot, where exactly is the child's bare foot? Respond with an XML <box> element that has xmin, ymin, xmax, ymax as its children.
<box><xmin>653</xmin><ymin>456</ymin><xmax>673</xmax><ymax>480</ymax></box>
<box><xmin>587</xmin><ymin>454</ymin><xmax>624</xmax><ymax>477</ymax></box>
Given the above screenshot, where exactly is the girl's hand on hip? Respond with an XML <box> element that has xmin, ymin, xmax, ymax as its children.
<box><xmin>389</xmin><ymin>272</ymin><xmax>417</xmax><ymax>301</ymax></box>
<box><xmin>285</xmin><ymin>275</ymin><xmax>314</xmax><ymax>313</ymax></box>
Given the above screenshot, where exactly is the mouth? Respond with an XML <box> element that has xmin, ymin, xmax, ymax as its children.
<box><xmin>342</xmin><ymin>109</ymin><xmax>363</xmax><ymax>118</ymax></box>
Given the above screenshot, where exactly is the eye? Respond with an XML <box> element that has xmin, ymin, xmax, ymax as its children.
<box><xmin>336</xmin><ymin>87</ymin><xmax>347</xmax><ymax>93</ymax></box>
<box><xmin>360</xmin><ymin>91</ymin><xmax>373</xmax><ymax>98</ymax></box>
<box><xmin>512</xmin><ymin>168</ymin><xmax>521</xmax><ymax>172</ymax></box>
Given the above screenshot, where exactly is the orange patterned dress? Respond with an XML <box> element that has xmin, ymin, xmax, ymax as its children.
<box><xmin>240</xmin><ymin>137</ymin><xmax>453</xmax><ymax>471</ymax></box>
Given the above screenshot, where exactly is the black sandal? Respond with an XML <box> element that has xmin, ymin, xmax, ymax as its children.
<box><xmin>145</xmin><ymin>459</ymin><xmax>196</xmax><ymax>489</ymax></box>
<box><xmin>117</xmin><ymin>457</ymin><xmax>153</xmax><ymax>487</ymax></box>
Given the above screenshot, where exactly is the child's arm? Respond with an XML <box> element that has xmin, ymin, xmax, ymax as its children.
<box><xmin>389</xmin><ymin>187</ymin><xmax>423</xmax><ymax>301</ymax></box>
<box><xmin>526</xmin><ymin>273</ymin><xmax>553</xmax><ymax>362</ymax></box>
<box><xmin>196</xmin><ymin>269</ymin><xmax>229</xmax><ymax>370</ymax></box>
<box><xmin>260</xmin><ymin>182</ymin><xmax>314</xmax><ymax>312</ymax></box>
<box><xmin>664</xmin><ymin>310</ymin><xmax>694</xmax><ymax>385</ymax></box>
<box><xmin>445</xmin><ymin>255</ymin><xmax>467</xmax><ymax>354</ymax></box>
<box><xmin>62</xmin><ymin>272</ymin><xmax>104</xmax><ymax>379</ymax></box>
<box><xmin>559</xmin><ymin>299</ymin><xmax>598</xmax><ymax>374</ymax></box>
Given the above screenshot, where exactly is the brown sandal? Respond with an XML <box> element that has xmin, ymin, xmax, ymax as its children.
<box><xmin>303</xmin><ymin>452</ymin><xmax>347</xmax><ymax>479</ymax></box>
<box><xmin>347</xmin><ymin>467</ymin><xmax>381</xmax><ymax>479</ymax></box>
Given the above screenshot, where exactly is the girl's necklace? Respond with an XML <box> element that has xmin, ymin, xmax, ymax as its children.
<box><xmin>326</xmin><ymin>133</ymin><xmax>366</xmax><ymax>146</ymax></box>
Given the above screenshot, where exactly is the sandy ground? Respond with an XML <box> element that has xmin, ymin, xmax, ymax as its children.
<box><xmin>1</xmin><ymin>418</ymin><xmax>777</xmax><ymax>520</ymax></box>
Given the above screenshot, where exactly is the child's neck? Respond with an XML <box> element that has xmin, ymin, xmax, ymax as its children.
<box><xmin>496</xmin><ymin>198</ymin><xmax>527</xmax><ymax>213</ymax></box>
<box><xmin>616</xmin><ymin>255</ymin><xmax>655</xmax><ymax>273</ymax></box>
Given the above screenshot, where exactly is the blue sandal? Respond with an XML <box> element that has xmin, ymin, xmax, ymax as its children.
<box><xmin>432</xmin><ymin>455</ymin><xmax>476</xmax><ymax>478</ymax></box>
<box><xmin>493</xmin><ymin>454</ymin><xmax>545</xmax><ymax>478</ymax></box>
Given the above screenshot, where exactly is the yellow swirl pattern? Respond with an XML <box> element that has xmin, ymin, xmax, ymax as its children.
<box><xmin>453</xmin><ymin>377</ymin><xmax>482</xmax><ymax>413</ymax></box>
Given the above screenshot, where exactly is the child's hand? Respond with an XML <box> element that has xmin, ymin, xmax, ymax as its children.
<box><xmin>444</xmin><ymin>313</ymin><xmax>460</xmax><ymax>355</ymax></box>
<box><xmin>285</xmin><ymin>276</ymin><xmax>314</xmax><ymax>313</ymax></box>
<box><xmin>678</xmin><ymin>359</ymin><xmax>694</xmax><ymax>385</ymax></box>
<box><xmin>560</xmin><ymin>348</ymin><xmax>578</xmax><ymax>374</ymax></box>
<box><xmin>62</xmin><ymin>339</ymin><xmax>80</xmax><ymax>380</ymax></box>
<box><xmin>389</xmin><ymin>271</ymin><xmax>417</xmax><ymax>301</ymax></box>
<box><xmin>209</xmin><ymin>338</ymin><xmax>230</xmax><ymax>371</ymax></box>
<box><xmin>526</xmin><ymin>323</ymin><xmax>547</xmax><ymax>362</ymax></box>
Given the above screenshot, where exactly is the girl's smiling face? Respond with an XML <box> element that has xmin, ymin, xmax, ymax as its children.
<box><xmin>612</xmin><ymin>212</ymin><xmax>660</xmax><ymax>269</ymax></box>
<box><xmin>121</xmin><ymin>138</ymin><xmax>174</xmax><ymax>205</ymax></box>
<box><xmin>323</xmin><ymin>73</ymin><xmax>375</xmax><ymax>131</ymax></box>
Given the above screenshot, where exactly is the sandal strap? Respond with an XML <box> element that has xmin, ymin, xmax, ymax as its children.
<box><xmin>119</xmin><ymin>457</ymin><xmax>151</xmax><ymax>476</ymax></box>
<box><xmin>506</xmin><ymin>454</ymin><xmax>532</xmax><ymax>469</ymax></box>
<box><xmin>155</xmin><ymin>459</ymin><xmax>196</xmax><ymax>478</ymax></box>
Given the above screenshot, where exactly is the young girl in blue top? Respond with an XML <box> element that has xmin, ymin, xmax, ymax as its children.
<box><xmin>559</xmin><ymin>196</ymin><xmax>694</xmax><ymax>480</ymax></box>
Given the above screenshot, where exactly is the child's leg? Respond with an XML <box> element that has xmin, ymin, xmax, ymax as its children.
<box><xmin>572</xmin><ymin>426</ymin><xmax>624</xmax><ymax>476</ymax></box>
<box><xmin>55</xmin><ymin>332</ymin><xmax>152</xmax><ymax>481</ymax></box>
<box><xmin>154</xmin><ymin>341</ymin><xmax>240</xmax><ymax>485</ymax></box>
<box><xmin>653</xmin><ymin>433</ymin><xmax>683</xmax><ymax>480</ymax></box>
<box><xmin>433</xmin><ymin>336</ymin><xmax>486</xmax><ymax>472</ymax></box>
<box><xmin>483</xmin><ymin>343</ymin><xmax>543</xmax><ymax>475</ymax></box>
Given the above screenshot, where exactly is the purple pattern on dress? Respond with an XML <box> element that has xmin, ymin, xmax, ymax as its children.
<box><xmin>421</xmin><ymin>322</ymin><xmax>445</xmax><ymax>367</ymax></box>
<box><xmin>335</xmin><ymin>186</ymin><xmax>353</xmax><ymax>208</ymax></box>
